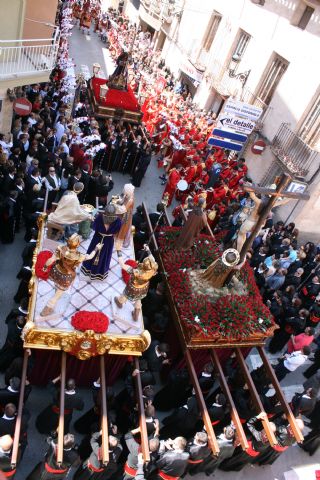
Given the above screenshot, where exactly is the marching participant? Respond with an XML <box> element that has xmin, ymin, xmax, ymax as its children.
<box><xmin>26</xmin><ymin>433</ymin><xmax>79</xmax><ymax>479</ymax></box>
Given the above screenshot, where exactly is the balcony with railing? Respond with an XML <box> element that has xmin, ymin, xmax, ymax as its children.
<box><xmin>140</xmin><ymin>0</ymin><xmax>178</xmax><ymax>30</ymax></box>
<box><xmin>204</xmin><ymin>58</ymin><xmax>249</xmax><ymax>99</ymax></box>
<box><xmin>271</xmin><ymin>123</ymin><xmax>318</xmax><ymax>179</ymax></box>
<box><xmin>0</xmin><ymin>28</ymin><xmax>60</xmax><ymax>81</ymax></box>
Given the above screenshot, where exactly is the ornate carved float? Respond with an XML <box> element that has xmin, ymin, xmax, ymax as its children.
<box><xmin>23</xmin><ymin>214</ymin><xmax>151</xmax><ymax>359</ymax></box>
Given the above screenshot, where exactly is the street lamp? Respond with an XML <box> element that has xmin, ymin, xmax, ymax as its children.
<box><xmin>228</xmin><ymin>54</ymin><xmax>251</xmax><ymax>86</ymax></box>
<box><xmin>92</xmin><ymin>63</ymin><xmax>101</xmax><ymax>77</ymax></box>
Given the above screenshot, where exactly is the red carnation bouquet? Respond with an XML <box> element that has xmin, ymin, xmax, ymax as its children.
<box><xmin>71</xmin><ymin>311</ymin><xmax>109</xmax><ymax>333</ymax></box>
<box><xmin>122</xmin><ymin>259</ymin><xmax>138</xmax><ymax>284</ymax></box>
<box><xmin>35</xmin><ymin>250</ymin><xmax>54</xmax><ymax>280</ymax></box>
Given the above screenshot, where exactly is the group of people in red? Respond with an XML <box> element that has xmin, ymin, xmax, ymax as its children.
<box><xmin>73</xmin><ymin>0</ymin><xmax>104</xmax><ymax>34</ymax></box>
<box><xmin>142</xmin><ymin>92</ymin><xmax>249</xmax><ymax>226</ymax></box>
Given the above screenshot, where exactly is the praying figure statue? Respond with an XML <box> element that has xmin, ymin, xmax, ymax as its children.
<box><xmin>115</xmin><ymin>244</ymin><xmax>158</xmax><ymax>321</ymax></box>
<box><xmin>40</xmin><ymin>234</ymin><xmax>102</xmax><ymax>317</ymax></box>
<box><xmin>174</xmin><ymin>197</ymin><xmax>208</xmax><ymax>250</ymax></box>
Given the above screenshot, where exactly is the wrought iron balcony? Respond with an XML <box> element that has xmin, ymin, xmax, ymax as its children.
<box><xmin>0</xmin><ymin>28</ymin><xmax>59</xmax><ymax>80</ymax></box>
<box><xmin>140</xmin><ymin>0</ymin><xmax>177</xmax><ymax>29</ymax></box>
<box><xmin>271</xmin><ymin>123</ymin><xmax>318</xmax><ymax>177</ymax></box>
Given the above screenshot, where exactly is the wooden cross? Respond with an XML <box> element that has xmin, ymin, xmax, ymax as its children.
<box><xmin>239</xmin><ymin>173</ymin><xmax>310</xmax><ymax>262</ymax></box>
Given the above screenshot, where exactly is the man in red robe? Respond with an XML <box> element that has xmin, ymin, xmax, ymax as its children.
<box><xmin>185</xmin><ymin>161</ymin><xmax>197</xmax><ymax>184</ymax></box>
<box><xmin>212</xmin><ymin>182</ymin><xmax>229</xmax><ymax>205</ymax></box>
<box><xmin>162</xmin><ymin>167</ymin><xmax>181</xmax><ymax>206</ymax></box>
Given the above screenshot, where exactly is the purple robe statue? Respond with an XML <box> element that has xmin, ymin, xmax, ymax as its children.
<box><xmin>81</xmin><ymin>213</ymin><xmax>122</xmax><ymax>280</ymax></box>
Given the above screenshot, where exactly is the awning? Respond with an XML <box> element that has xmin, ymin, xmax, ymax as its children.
<box><xmin>180</xmin><ymin>58</ymin><xmax>204</xmax><ymax>83</ymax></box>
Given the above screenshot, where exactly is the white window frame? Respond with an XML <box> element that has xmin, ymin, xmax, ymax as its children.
<box><xmin>256</xmin><ymin>53</ymin><xmax>289</xmax><ymax>106</ymax></box>
<box><xmin>299</xmin><ymin>91</ymin><xmax>320</xmax><ymax>148</ymax></box>
<box><xmin>202</xmin><ymin>12</ymin><xmax>221</xmax><ymax>52</ymax></box>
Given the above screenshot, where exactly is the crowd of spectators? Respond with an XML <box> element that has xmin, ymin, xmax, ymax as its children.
<box><xmin>0</xmin><ymin>1</ymin><xmax>320</xmax><ymax>478</ymax></box>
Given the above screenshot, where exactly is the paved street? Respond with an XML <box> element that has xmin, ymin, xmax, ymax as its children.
<box><xmin>0</xmin><ymin>17</ymin><xmax>319</xmax><ymax>480</ymax></box>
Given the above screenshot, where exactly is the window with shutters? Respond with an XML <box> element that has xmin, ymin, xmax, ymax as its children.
<box><xmin>299</xmin><ymin>92</ymin><xmax>320</xmax><ymax>148</ymax></box>
<box><xmin>297</xmin><ymin>5</ymin><xmax>314</xmax><ymax>29</ymax></box>
<box><xmin>232</xmin><ymin>30</ymin><xmax>251</xmax><ymax>60</ymax></box>
<box><xmin>256</xmin><ymin>54</ymin><xmax>289</xmax><ymax>106</ymax></box>
<box><xmin>202</xmin><ymin>12</ymin><xmax>221</xmax><ymax>52</ymax></box>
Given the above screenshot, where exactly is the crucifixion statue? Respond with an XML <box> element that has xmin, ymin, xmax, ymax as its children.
<box><xmin>237</xmin><ymin>173</ymin><xmax>309</xmax><ymax>263</ymax></box>
<box><xmin>201</xmin><ymin>173</ymin><xmax>309</xmax><ymax>289</ymax></box>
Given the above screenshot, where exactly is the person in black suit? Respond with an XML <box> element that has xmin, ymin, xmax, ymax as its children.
<box><xmin>198</xmin><ymin>362</ymin><xmax>215</xmax><ymax>395</ymax></box>
<box><xmin>186</xmin><ymin>431</ymin><xmax>211</xmax><ymax>475</ymax></box>
<box><xmin>0</xmin><ymin>377</ymin><xmax>32</xmax><ymax>409</ymax></box>
<box><xmin>73</xmin><ymin>433</ymin><xmax>122</xmax><ymax>480</ymax></box>
<box><xmin>291</xmin><ymin>388</ymin><xmax>317</xmax><ymax>417</ymax></box>
<box><xmin>149</xmin><ymin>203</ymin><xmax>166</xmax><ymax>230</ymax></box>
<box><xmin>132</xmin><ymin>205</ymin><xmax>145</xmax><ymax>230</ymax></box>
<box><xmin>156</xmin><ymin>436</ymin><xmax>190</xmax><ymax>480</ymax></box>
<box><xmin>143</xmin><ymin>341</ymin><xmax>170</xmax><ymax>373</ymax></box>
<box><xmin>1</xmin><ymin>190</ymin><xmax>19</xmax><ymax>243</ymax></box>
<box><xmin>131</xmin><ymin>146</ymin><xmax>152</xmax><ymax>187</ymax></box>
<box><xmin>13</xmin><ymin>133</ymin><xmax>29</xmax><ymax>161</ymax></box>
<box><xmin>207</xmin><ymin>393</ymin><xmax>227</xmax><ymax>430</ymax></box>
<box><xmin>0</xmin><ymin>403</ymin><xmax>30</xmax><ymax>446</ymax></box>
<box><xmin>1</xmin><ymin>166</ymin><xmax>16</xmax><ymax>196</ymax></box>
<box><xmin>79</xmin><ymin>164</ymin><xmax>90</xmax><ymax>203</ymax></box>
<box><xmin>26</xmin><ymin>433</ymin><xmax>79</xmax><ymax>480</ymax></box>
<box><xmin>95</xmin><ymin>173</ymin><xmax>114</xmax><ymax>207</ymax></box>
<box><xmin>0</xmin><ymin>315</ymin><xmax>26</xmax><ymax>372</ymax></box>
<box><xmin>20</xmin><ymin>229</ymin><xmax>38</xmax><ymax>267</ymax></box>
<box><xmin>67</xmin><ymin>169</ymin><xmax>82</xmax><ymax>192</ymax></box>
<box><xmin>13</xmin><ymin>177</ymin><xmax>25</xmax><ymax>232</ymax></box>
<box><xmin>160</xmin><ymin>395</ymin><xmax>200</xmax><ymax>439</ymax></box>
<box><xmin>36</xmin><ymin>377</ymin><xmax>84</xmax><ymax>434</ymax></box>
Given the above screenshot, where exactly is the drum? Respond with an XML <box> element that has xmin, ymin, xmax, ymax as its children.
<box><xmin>177</xmin><ymin>179</ymin><xmax>188</xmax><ymax>191</ymax></box>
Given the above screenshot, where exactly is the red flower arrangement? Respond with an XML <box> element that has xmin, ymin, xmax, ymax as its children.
<box><xmin>122</xmin><ymin>259</ymin><xmax>138</xmax><ymax>284</ymax></box>
<box><xmin>35</xmin><ymin>250</ymin><xmax>54</xmax><ymax>280</ymax></box>
<box><xmin>71</xmin><ymin>311</ymin><xmax>109</xmax><ymax>333</ymax></box>
<box><xmin>158</xmin><ymin>227</ymin><xmax>274</xmax><ymax>341</ymax></box>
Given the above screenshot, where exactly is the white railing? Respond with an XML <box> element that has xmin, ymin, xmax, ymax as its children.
<box><xmin>0</xmin><ymin>28</ymin><xmax>60</xmax><ymax>79</ymax></box>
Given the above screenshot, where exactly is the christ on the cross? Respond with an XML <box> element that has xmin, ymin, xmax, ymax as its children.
<box><xmin>235</xmin><ymin>173</ymin><xmax>310</xmax><ymax>261</ymax></box>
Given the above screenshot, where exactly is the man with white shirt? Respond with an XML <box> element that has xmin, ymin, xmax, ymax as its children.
<box><xmin>0</xmin><ymin>133</ymin><xmax>13</xmax><ymax>155</ymax></box>
<box><xmin>44</xmin><ymin>166</ymin><xmax>61</xmax><ymax>208</ymax></box>
<box><xmin>27</xmin><ymin>112</ymin><xmax>37</xmax><ymax>127</ymax></box>
<box><xmin>25</xmin><ymin>167</ymin><xmax>44</xmax><ymax>211</ymax></box>
<box><xmin>55</xmin><ymin>116</ymin><xmax>67</xmax><ymax>144</ymax></box>
<box><xmin>0</xmin><ymin>434</ymin><xmax>16</xmax><ymax>478</ymax></box>
<box><xmin>274</xmin><ymin>345</ymin><xmax>311</xmax><ymax>381</ymax></box>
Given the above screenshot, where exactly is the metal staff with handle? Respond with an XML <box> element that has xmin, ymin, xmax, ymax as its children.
<box><xmin>139</xmin><ymin>199</ymin><xmax>168</xmax><ymax>258</ymax></box>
